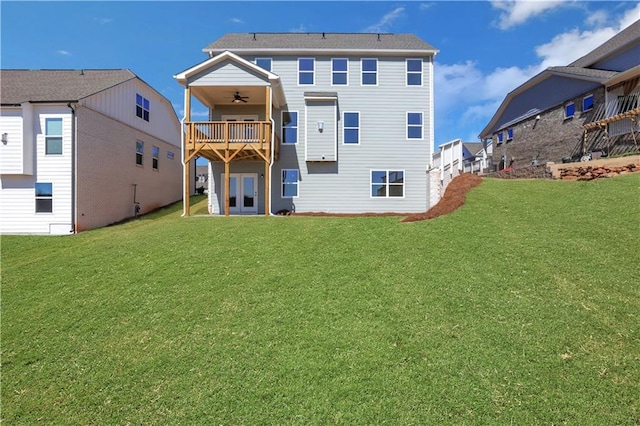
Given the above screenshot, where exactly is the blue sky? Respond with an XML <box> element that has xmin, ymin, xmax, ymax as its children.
<box><xmin>2</xmin><ymin>1</ymin><xmax>639</xmax><ymax>150</ymax></box>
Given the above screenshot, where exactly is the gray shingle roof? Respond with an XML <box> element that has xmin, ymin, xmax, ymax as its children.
<box><xmin>204</xmin><ymin>32</ymin><xmax>437</xmax><ymax>53</ymax></box>
<box><xmin>548</xmin><ymin>66</ymin><xmax>618</xmax><ymax>80</ymax></box>
<box><xmin>0</xmin><ymin>69</ymin><xmax>136</xmax><ymax>104</ymax></box>
<box><xmin>570</xmin><ymin>19</ymin><xmax>640</xmax><ymax>68</ymax></box>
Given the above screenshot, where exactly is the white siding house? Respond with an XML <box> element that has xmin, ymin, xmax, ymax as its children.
<box><xmin>175</xmin><ymin>33</ymin><xmax>438</xmax><ymax>216</ymax></box>
<box><xmin>0</xmin><ymin>69</ymin><xmax>184</xmax><ymax>234</ymax></box>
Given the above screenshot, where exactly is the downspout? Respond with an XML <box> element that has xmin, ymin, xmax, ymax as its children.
<box><xmin>67</xmin><ymin>102</ymin><xmax>77</xmax><ymax>233</ymax></box>
<box><xmin>268</xmin><ymin>86</ymin><xmax>276</xmax><ymax>216</ymax></box>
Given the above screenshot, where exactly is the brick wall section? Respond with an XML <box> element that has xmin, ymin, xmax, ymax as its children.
<box><xmin>75</xmin><ymin>106</ymin><xmax>182</xmax><ymax>231</ymax></box>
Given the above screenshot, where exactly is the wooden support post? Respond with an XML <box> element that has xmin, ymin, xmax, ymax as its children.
<box><xmin>184</xmin><ymin>149</ymin><xmax>191</xmax><ymax>216</ymax></box>
<box><xmin>265</xmin><ymin>86</ymin><xmax>271</xmax><ymax>216</ymax></box>
<box><xmin>224</xmin><ymin>160</ymin><xmax>230</xmax><ymax>217</ymax></box>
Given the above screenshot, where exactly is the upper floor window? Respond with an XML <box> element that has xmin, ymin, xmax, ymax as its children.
<box><xmin>282</xmin><ymin>169</ymin><xmax>299</xmax><ymax>198</ymax></box>
<box><xmin>35</xmin><ymin>182</ymin><xmax>53</xmax><ymax>213</ymax></box>
<box><xmin>407</xmin><ymin>112</ymin><xmax>423</xmax><ymax>139</ymax></box>
<box><xmin>565</xmin><ymin>102</ymin><xmax>575</xmax><ymax>119</ymax></box>
<box><xmin>45</xmin><ymin>118</ymin><xmax>63</xmax><ymax>155</ymax></box>
<box><xmin>298</xmin><ymin>58</ymin><xmax>314</xmax><ymax>85</ymax></box>
<box><xmin>497</xmin><ymin>132</ymin><xmax>504</xmax><ymax>145</ymax></box>
<box><xmin>152</xmin><ymin>146</ymin><xmax>159</xmax><ymax>170</ymax></box>
<box><xmin>167</xmin><ymin>151</ymin><xmax>175</xmax><ymax>159</ymax></box>
<box><xmin>282</xmin><ymin>111</ymin><xmax>298</xmax><ymax>144</ymax></box>
<box><xmin>255</xmin><ymin>58</ymin><xmax>272</xmax><ymax>72</ymax></box>
<box><xmin>583</xmin><ymin>94</ymin><xmax>594</xmax><ymax>111</ymax></box>
<box><xmin>343</xmin><ymin>112</ymin><xmax>360</xmax><ymax>144</ymax></box>
<box><xmin>332</xmin><ymin>58</ymin><xmax>348</xmax><ymax>85</ymax></box>
<box><xmin>507</xmin><ymin>128</ymin><xmax>513</xmax><ymax>141</ymax></box>
<box><xmin>136</xmin><ymin>141</ymin><xmax>144</xmax><ymax>166</ymax></box>
<box><xmin>136</xmin><ymin>94</ymin><xmax>150</xmax><ymax>122</ymax></box>
<box><xmin>371</xmin><ymin>170</ymin><xmax>404</xmax><ymax>198</ymax></box>
<box><xmin>406</xmin><ymin>59</ymin><xmax>422</xmax><ymax>86</ymax></box>
<box><xmin>361</xmin><ymin>58</ymin><xmax>377</xmax><ymax>85</ymax></box>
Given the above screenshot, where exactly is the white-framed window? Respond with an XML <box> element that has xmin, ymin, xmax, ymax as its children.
<box><xmin>282</xmin><ymin>169</ymin><xmax>299</xmax><ymax>198</ymax></box>
<box><xmin>361</xmin><ymin>58</ymin><xmax>378</xmax><ymax>85</ymax></box>
<box><xmin>565</xmin><ymin>102</ymin><xmax>575</xmax><ymax>119</ymax></box>
<box><xmin>45</xmin><ymin>118</ymin><xmax>63</xmax><ymax>155</ymax></box>
<box><xmin>136</xmin><ymin>141</ymin><xmax>144</xmax><ymax>166</ymax></box>
<box><xmin>406</xmin><ymin>59</ymin><xmax>422</xmax><ymax>86</ymax></box>
<box><xmin>282</xmin><ymin>111</ymin><xmax>298</xmax><ymax>144</ymax></box>
<box><xmin>298</xmin><ymin>58</ymin><xmax>314</xmax><ymax>85</ymax></box>
<box><xmin>152</xmin><ymin>146</ymin><xmax>159</xmax><ymax>170</ymax></box>
<box><xmin>407</xmin><ymin>112</ymin><xmax>423</xmax><ymax>139</ymax></box>
<box><xmin>136</xmin><ymin>93</ymin><xmax>150</xmax><ymax>122</ymax></box>
<box><xmin>371</xmin><ymin>170</ymin><xmax>404</xmax><ymax>198</ymax></box>
<box><xmin>497</xmin><ymin>132</ymin><xmax>504</xmax><ymax>145</ymax></box>
<box><xmin>583</xmin><ymin>94</ymin><xmax>594</xmax><ymax>111</ymax></box>
<box><xmin>35</xmin><ymin>182</ymin><xmax>53</xmax><ymax>213</ymax></box>
<box><xmin>332</xmin><ymin>58</ymin><xmax>348</xmax><ymax>85</ymax></box>
<box><xmin>255</xmin><ymin>58</ymin><xmax>272</xmax><ymax>72</ymax></box>
<box><xmin>507</xmin><ymin>128</ymin><xmax>513</xmax><ymax>142</ymax></box>
<box><xmin>343</xmin><ymin>112</ymin><xmax>360</xmax><ymax>144</ymax></box>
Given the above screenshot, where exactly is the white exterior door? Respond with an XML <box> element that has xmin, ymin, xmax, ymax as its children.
<box><xmin>221</xmin><ymin>173</ymin><xmax>258</xmax><ymax>214</ymax></box>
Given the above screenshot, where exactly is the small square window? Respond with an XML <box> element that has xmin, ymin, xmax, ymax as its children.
<box><xmin>282</xmin><ymin>169</ymin><xmax>299</xmax><ymax>198</ymax></box>
<box><xmin>565</xmin><ymin>103</ymin><xmax>575</xmax><ymax>119</ymax></box>
<box><xmin>136</xmin><ymin>94</ymin><xmax>150</xmax><ymax>122</ymax></box>
<box><xmin>256</xmin><ymin>58</ymin><xmax>272</xmax><ymax>72</ymax></box>
<box><xmin>583</xmin><ymin>95</ymin><xmax>594</xmax><ymax>112</ymax></box>
<box><xmin>371</xmin><ymin>170</ymin><xmax>404</xmax><ymax>198</ymax></box>
<box><xmin>35</xmin><ymin>182</ymin><xmax>53</xmax><ymax>213</ymax></box>
<box><xmin>45</xmin><ymin>118</ymin><xmax>63</xmax><ymax>155</ymax></box>
<box><xmin>298</xmin><ymin>58</ymin><xmax>314</xmax><ymax>85</ymax></box>
<box><xmin>136</xmin><ymin>141</ymin><xmax>144</xmax><ymax>166</ymax></box>
<box><xmin>362</xmin><ymin>59</ymin><xmax>377</xmax><ymax>85</ymax></box>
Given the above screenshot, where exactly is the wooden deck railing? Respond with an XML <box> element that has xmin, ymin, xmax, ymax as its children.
<box><xmin>186</xmin><ymin>121</ymin><xmax>272</xmax><ymax>148</ymax></box>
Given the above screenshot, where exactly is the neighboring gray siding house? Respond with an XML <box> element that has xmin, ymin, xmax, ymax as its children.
<box><xmin>175</xmin><ymin>32</ymin><xmax>438</xmax><ymax>215</ymax></box>
<box><xmin>0</xmin><ymin>69</ymin><xmax>183</xmax><ymax>234</ymax></box>
<box><xmin>480</xmin><ymin>20</ymin><xmax>640</xmax><ymax>170</ymax></box>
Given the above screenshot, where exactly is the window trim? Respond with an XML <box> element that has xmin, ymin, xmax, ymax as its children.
<box><xmin>35</xmin><ymin>182</ymin><xmax>53</xmax><ymax>213</ymax></box>
<box><xmin>136</xmin><ymin>93</ymin><xmax>150</xmax><ymax>122</ymax></box>
<box><xmin>564</xmin><ymin>102</ymin><xmax>575</xmax><ymax>119</ymax></box>
<box><xmin>298</xmin><ymin>58</ymin><xmax>315</xmax><ymax>86</ymax></box>
<box><xmin>281</xmin><ymin>111</ymin><xmax>299</xmax><ymax>145</ymax></box>
<box><xmin>342</xmin><ymin>111</ymin><xmax>360</xmax><ymax>145</ymax></box>
<box><xmin>45</xmin><ymin>117</ymin><xmax>63</xmax><ymax>155</ymax></box>
<box><xmin>582</xmin><ymin>94</ymin><xmax>594</xmax><ymax>112</ymax></box>
<box><xmin>370</xmin><ymin>170</ymin><xmax>405</xmax><ymax>199</ymax></box>
<box><xmin>255</xmin><ymin>57</ymin><xmax>272</xmax><ymax>72</ymax></box>
<box><xmin>361</xmin><ymin>58</ymin><xmax>378</xmax><ymax>86</ymax></box>
<box><xmin>152</xmin><ymin>145</ymin><xmax>159</xmax><ymax>170</ymax></box>
<box><xmin>406</xmin><ymin>58</ymin><xmax>423</xmax><ymax>87</ymax></box>
<box><xmin>331</xmin><ymin>58</ymin><xmax>348</xmax><ymax>86</ymax></box>
<box><xmin>281</xmin><ymin>169</ymin><xmax>300</xmax><ymax>198</ymax></box>
<box><xmin>136</xmin><ymin>140</ymin><xmax>144</xmax><ymax>166</ymax></box>
<box><xmin>406</xmin><ymin>111</ymin><xmax>424</xmax><ymax>140</ymax></box>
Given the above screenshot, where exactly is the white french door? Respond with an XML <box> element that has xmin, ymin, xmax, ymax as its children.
<box><xmin>221</xmin><ymin>173</ymin><xmax>258</xmax><ymax>214</ymax></box>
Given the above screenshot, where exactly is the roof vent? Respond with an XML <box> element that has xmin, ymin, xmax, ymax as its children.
<box><xmin>322</xmin><ymin>32</ymin><xmax>326</xmax><ymax>39</ymax></box>
<box><xmin>80</xmin><ymin>69</ymin><xmax>84</xmax><ymax>75</ymax></box>
<box><xmin>377</xmin><ymin>33</ymin><xmax>381</xmax><ymax>41</ymax></box>
<box><xmin>252</xmin><ymin>33</ymin><xmax>256</xmax><ymax>41</ymax></box>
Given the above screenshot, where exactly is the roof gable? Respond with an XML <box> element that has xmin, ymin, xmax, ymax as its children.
<box><xmin>0</xmin><ymin>69</ymin><xmax>136</xmax><ymax>104</ymax></box>
<box><xmin>570</xmin><ymin>20</ymin><xmax>640</xmax><ymax>68</ymax></box>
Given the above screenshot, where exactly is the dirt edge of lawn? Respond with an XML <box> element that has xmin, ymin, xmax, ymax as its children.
<box><xmin>291</xmin><ymin>173</ymin><xmax>483</xmax><ymax>223</ymax></box>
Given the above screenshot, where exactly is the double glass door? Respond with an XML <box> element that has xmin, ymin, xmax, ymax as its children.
<box><xmin>222</xmin><ymin>173</ymin><xmax>258</xmax><ymax>214</ymax></box>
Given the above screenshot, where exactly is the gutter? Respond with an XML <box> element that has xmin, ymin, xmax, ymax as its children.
<box><xmin>67</xmin><ymin>102</ymin><xmax>77</xmax><ymax>233</ymax></box>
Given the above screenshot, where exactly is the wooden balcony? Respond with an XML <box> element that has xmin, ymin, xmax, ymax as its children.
<box><xmin>185</xmin><ymin>121</ymin><xmax>278</xmax><ymax>162</ymax></box>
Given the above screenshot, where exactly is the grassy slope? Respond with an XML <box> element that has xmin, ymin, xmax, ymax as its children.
<box><xmin>2</xmin><ymin>176</ymin><xmax>639</xmax><ymax>424</ymax></box>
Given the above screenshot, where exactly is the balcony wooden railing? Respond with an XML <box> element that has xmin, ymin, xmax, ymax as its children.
<box><xmin>583</xmin><ymin>92</ymin><xmax>640</xmax><ymax>132</ymax></box>
<box><xmin>186</xmin><ymin>121</ymin><xmax>272</xmax><ymax>149</ymax></box>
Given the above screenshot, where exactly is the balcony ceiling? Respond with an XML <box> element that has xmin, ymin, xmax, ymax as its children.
<box><xmin>192</xmin><ymin>85</ymin><xmax>272</xmax><ymax>109</ymax></box>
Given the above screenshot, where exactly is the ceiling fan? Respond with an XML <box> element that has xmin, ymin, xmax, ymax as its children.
<box><xmin>232</xmin><ymin>92</ymin><xmax>248</xmax><ymax>103</ymax></box>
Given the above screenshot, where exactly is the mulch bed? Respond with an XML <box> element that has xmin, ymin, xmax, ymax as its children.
<box><xmin>290</xmin><ymin>173</ymin><xmax>483</xmax><ymax>223</ymax></box>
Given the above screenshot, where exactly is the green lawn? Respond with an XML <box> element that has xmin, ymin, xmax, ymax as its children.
<box><xmin>2</xmin><ymin>175</ymin><xmax>639</xmax><ymax>424</ymax></box>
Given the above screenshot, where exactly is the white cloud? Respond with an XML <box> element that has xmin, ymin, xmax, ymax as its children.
<box><xmin>585</xmin><ymin>10</ymin><xmax>607</xmax><ymax>27</ymax></box>
<box><xmin>94</xmin><ymin>17</ymin><xmax>113</xmax><ymax>25</ymax></box>
<box><xmin>289</xmin><ymin>24</ymin><xmax>307</xmax><ymax>33</ymax></box>
<box><xmin>419</xmin><ymin>3</ymin><xmax>435</xmax><ymax>11</ymax></box>
<box><xmin>491</xmin><ymin>0</ymin><xmax>569</xmax><ymax>30</ymax></box>
<box><xmin>230</xmin><ymin>17</ymin><xmax>244</xmax><ymax>24</ymax></box>
<box><xmin>619</xmin><ymin>2</ymin><xmax>640</xmax><ymax>30</ymax></box>
<box><xmin>535</xmin><ymin>28</ymin><xmax>616</xmax><ymax>69</ymax></box>
<box><xmin>363</xmin><ymin>7</ymin><xmax>405</xmax><ymax>33</ymax></box>
<box><xmin>56</xmin><ymin>50</ymin><xmax>72</xmax><ymax>56</ymax></box>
